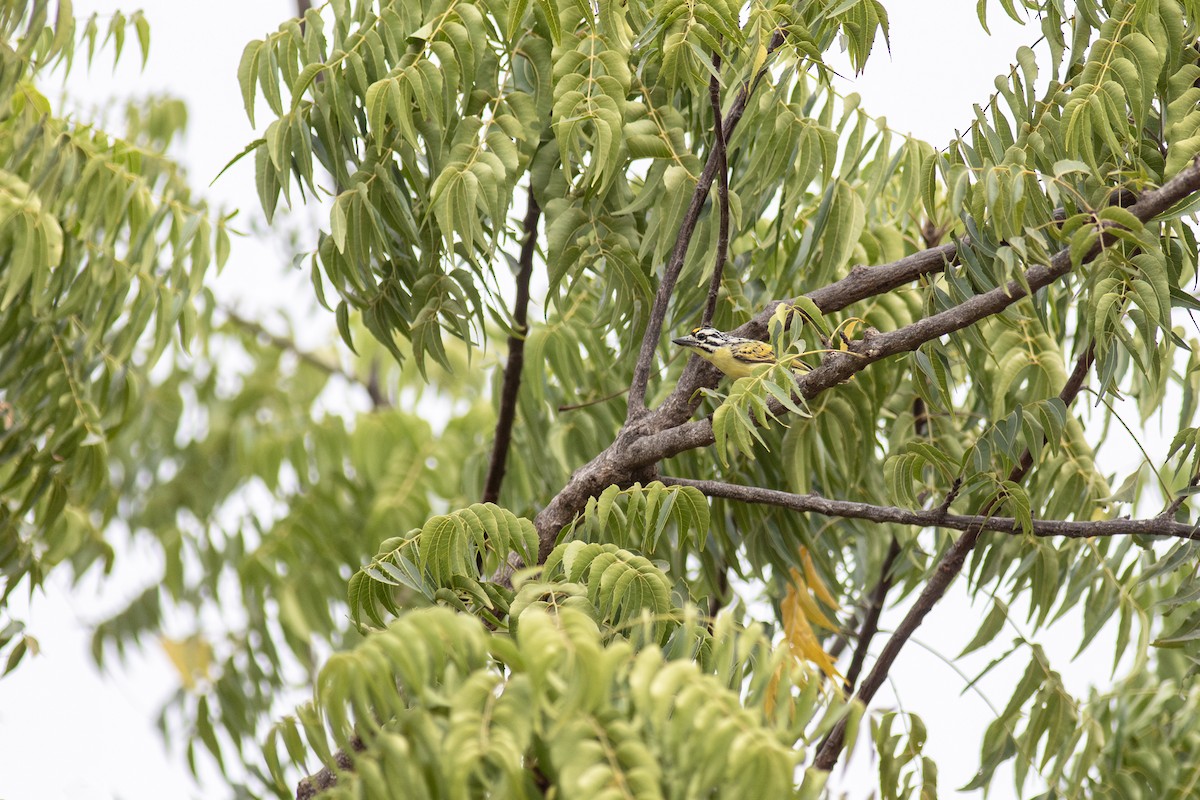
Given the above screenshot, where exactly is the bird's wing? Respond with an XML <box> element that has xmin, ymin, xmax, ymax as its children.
<box><xmin>737</xmin><ymin>341</ymin><xmax>776</xmax><ymax>364</ymax></box>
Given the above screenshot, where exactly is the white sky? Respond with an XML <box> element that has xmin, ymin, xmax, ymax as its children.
<box><xmin>0</xmin><ymin>2</ymin><xmax>1160</xmax><ymax>799</ymax></box>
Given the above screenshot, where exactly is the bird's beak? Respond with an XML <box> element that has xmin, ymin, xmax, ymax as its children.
<box><xmin>672</xmin><ymin>335</ymin><xmax>697</xmax><ymax>347</ymax></box>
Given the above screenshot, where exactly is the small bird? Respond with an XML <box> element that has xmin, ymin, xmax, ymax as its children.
<box><xmin>672</xmin><ymin>326</ymin><xmax>778</xmax><ymax>379</ymax></box>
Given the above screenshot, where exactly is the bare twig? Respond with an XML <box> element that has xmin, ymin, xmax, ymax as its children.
<box><xmin>811</xmin><ymin>344</ymin><xmax>1097</xmax><ymax>771</ymax></box>
<box><xmin>1160</xmin><ymin>465</ymin><xmax>1200</xmax><ymax>520</ymax></box>
<box><xmin>558</xmin><ymin>387</ymin><xmax>629</xmax><ymax>412</ymax></box>
<box><xmin>626</xmin><ymin>30</ymin><xmax>788</xmax><ymax>420</ymax></box>
<box><xmin>844</xmin><ymin>536</ymin><xmax>901</xmax><ymax>694</ymax></box>
<box><xmin>702</xmin><ymin>49</ymin><xmax>730</xmax><ymax>327</ymax></box>
<box><xmin>661</xmin><ymin>467</ymin><xmax>1198</xmax><ymax>541</ymax></box>
<box><xmin>223</xmin><ymin>307</ymin><xmax>390</xmax><ymax>409</ymax></box>
<box><xmin>482</xmin><ymin>190</ymin><xmax>541</xmax><ymax>504</ymax></box>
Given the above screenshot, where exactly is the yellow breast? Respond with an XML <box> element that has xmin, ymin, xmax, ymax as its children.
<box><xmin>699</xmin><ymin>345</ymin><xmax>770</xmax><ymax>379</ymax></box>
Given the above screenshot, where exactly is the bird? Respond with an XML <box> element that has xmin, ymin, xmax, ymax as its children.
<box><xmin>672</xmin><ymin>326</ymin><xmax>779</xmax><ymax>379</ymax></box>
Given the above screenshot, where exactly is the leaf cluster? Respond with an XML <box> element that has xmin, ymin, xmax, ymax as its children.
<box><xmin>267</xmin><ymin>604</ymin><xmax>858</xmax><ymax>800</ymax></box>
<box><xmin>0</xmin><ymin>1</ymin><xmax>224</xmax><ymax>671</ymax></box>
<box><xmin>22</xmin><ymin>1</ymin><xmax>1200</xmax><ymax>798</ymax></box>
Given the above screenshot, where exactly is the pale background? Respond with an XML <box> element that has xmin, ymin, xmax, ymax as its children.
<box><xmin>0</xmin><ymin>2</ymin><xmax>1154</xmax><ymax>798</ymax></box>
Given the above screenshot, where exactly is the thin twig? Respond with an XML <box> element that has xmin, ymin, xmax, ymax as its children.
<box><xmin>1160</xmin><ymin>465</ymin><xmax>1200</xmax><ymax>520</ymax></box>
<box><xmin>558</xmin><ymin>387</ymin><xmax>628</xmax><ymax>412</ymax></box>
<box><xmin>223</xmin><ymin>307</ymin><xmax>390</xmax><ymax>409</ymax></box>
<box><xmin>811</xmin><ymin>344</ymin><xmax>1096</xmax><ymax>771</ymax></box>
<box><xmin>844</xmin><ymin>536</ymin><xmax>901</xmax><ymax>694</ymax></box>
<box><xmin>702</xmin><ymin>49</ymin><xmax>730</xmax><ymax>327</ymax></box>
<box><xmin>482</xmin><ymin>190</ymin><xmax>541</xmax><ymax>504</ymax></box>
<box><xmin>626</xmin><ymin>31</ymin><xmax>788</xmax><ymax>420</ymax></box>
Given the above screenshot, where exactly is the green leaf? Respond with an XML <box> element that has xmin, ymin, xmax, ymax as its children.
<box><xmin>290</xmin><ymin>63</ymin><xmax>326</xmax><ymax>111</ymax></box>
<box><xmin>132</xmin><ymin>10</ymin><xmax>150</xmax><ymax>67</ymax></box>
<box><xmin>960</xmin><ymin>598</ymin><xmax>1009</xmax><ymax>657</ymax></box>
<box><xmin>237</xmin><ymin>39</ymin><xmax>263</xmax><ymax>126</ymax></box>
<box><xmin>330</xmin><ymin>192</ymin><xmax>349</xmax><ymax>253</ymax></box>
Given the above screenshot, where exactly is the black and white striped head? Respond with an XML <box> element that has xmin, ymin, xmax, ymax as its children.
<box><xmin>672</xmin><ymin>326</ymin><xmax>740</xmax><ymax>353</ymax></box>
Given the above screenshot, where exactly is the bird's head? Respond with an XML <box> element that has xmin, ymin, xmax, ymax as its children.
<box><xmin>671</xmin><ymin>326</ymin><xmax>726</xmax><ymax>354</ymax></box>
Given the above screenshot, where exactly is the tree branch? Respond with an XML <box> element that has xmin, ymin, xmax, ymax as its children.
<box><xmin>623</xmin><ymin>158</ymin><xmax>1200</xmax><ymax>468</ymax></box>
<box><xmin>535</xmin><ymin>160</ymin><xmax>1200</xmax><ymax>562</ymax></box>
<box><xmin>626</xmin><ymin>31</ymin><xmax>787</xmax><ymax>419</ymax></box>
<box><xmin>701</xmin><ymin>50</ymin><xmax>730</xmax><ymax>328</ymax></box>
<box><xmin>810</xmin><ymin>343</ymin><xmax>1097</xmax><ymax>771</ymax></box>
<box><xmin>659</xmin><ymin>470</ymin><xmax>1199</xmax><ymax>541</ymax></box>
<box><xmin>223</xmin><ymin>307</ymin><xmax>390</xmax><ymax>410</ymax></box>
<box><xmin>652</xmin><ymin>178</ymin><xmax>1175</xmax><ymax>428</ymax></box>
<box><xmin>482</xmin><ymin>190</ymin><xmax>541</xmax><ymax>504</ymax></box>
<box><xmin>844</xmin><ymin>536</ymin><xmax>901</xmax><ymax>694</ymax></box>
<box><xmin>648</xmin><ymin>241</ymin><xmax>962</xmax><ymax>430</ymax></box>
<box><xmin>531</xmin><ymin>240</ymin><xmax>959</xmax><ymax>557</ymax></box>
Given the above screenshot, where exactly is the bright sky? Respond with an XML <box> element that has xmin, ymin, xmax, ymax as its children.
<box><xmin>0</xmin><ymin>2</ymin><xmax>1153</xmax><ymax>799</ymax></box>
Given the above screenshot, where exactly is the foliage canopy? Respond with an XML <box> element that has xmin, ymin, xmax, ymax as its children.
<box><xmin>9</xmin><ymin>0</ymin><xmax>1200</xmax><ymax>798</ymax></box>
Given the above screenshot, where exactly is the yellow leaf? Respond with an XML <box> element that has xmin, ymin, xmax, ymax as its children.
<box><xmin>800</xmin><ymin>547</ymin><xmax>840</xmax><ymax>610</ymax></box>
<box><xmin>752</xmin><ymin>42</ymin><xmax>768</xmax><ymax>76</ymax></box>
<box><xmin>160</xmin><ymin>634</ymin><xmax>213</xmax><ymax>691</ymax></box>
<box><xmin>789</xmin><ymin>570</ymin><xmax>838</xmax><ymax>631</ymax></box>
<box><xmin>764</xmin><ymin>663</ymin><xmax>781</xmax><ymax>717</ymax></box>
<box><xmin>781</xmin><ymin>571</ymin><xmax>842</xmax><ymax>681</ymax></box>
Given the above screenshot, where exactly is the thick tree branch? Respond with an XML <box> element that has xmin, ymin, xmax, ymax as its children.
<box><xmin>811</xmin><ymin>343</ymin><xmax>1097</xmax><ymax>771</ymax></box>
<box><xmin>743</xmin><ymin>243</ymin><xmax>960</xmax><ymax>340</ymax></box>
<box><xmin>623</xmin><ymin>159</ymin><xmax>1200</xmax><ymax>468</ymax></box>
<box><xmin>653</xmin><ymin>182</ymin><xmax>1171</xmax><ymax>428</ymax></box>
<box><xmin>626</xmin><ymin>31</ymin><xmax>787</xmax><ymax>419</ymax></box>
<box><xmin>659</xmin><ymin>472</ymin><xmax>1200</xmax><ymax>541</ymax></box>
<box><xmin>844</xmin><ymin>536</ymin><xmax>901</xmax><ymax>694</ymax></box>
<box><xmin>647</xmin><ymin>241</ymin><xmax>962</xmax><ymax>432</ymax></box>
<box><xmin>536</xmin><ymin>160</ymin><xmax>1200</xmax><ymax>562</ymax></box>
<box><xmin>701</xmin><ymin>50</ymin><xmax>730</xmax><ymax>328</ymax></box>
<box><xmin>482</xmin><ymin>191</ymin><xmax>541</xmax><ymax>504</ymax></box>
